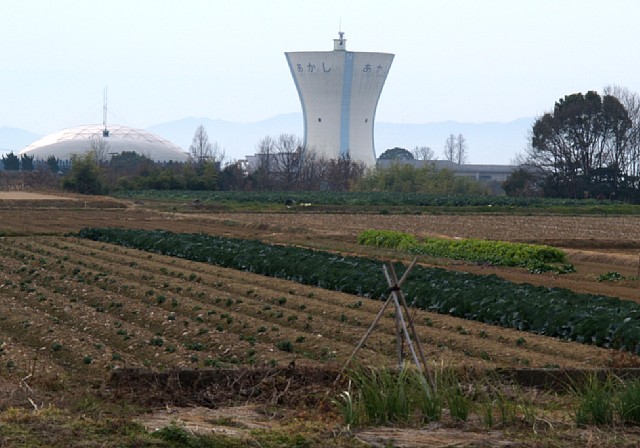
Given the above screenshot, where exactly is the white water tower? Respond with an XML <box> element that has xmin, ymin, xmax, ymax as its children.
<box><xmin>285</xmin><ymin>32</ymin><xmax>394</xmax><ymax>166</ymax></box>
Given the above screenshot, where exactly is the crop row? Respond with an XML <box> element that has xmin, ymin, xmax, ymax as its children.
<box><xmin>0</xmin><ymin>236</ymin><xmax>406</xmax><ymax>375</ymax></box>
<box><xmin>112</xmin><ymin>190</ymin><xmax>627</xmax><ymax>208</ymax></box>
<box><xmin>357</xmin><ymin>229</ymin><xmax>573</xmax><ymax>273</ymax></box>
<box><xmin>76</xmin><ymin>228</ymin><xmax>640</xmax><ymax>354</ymax></box>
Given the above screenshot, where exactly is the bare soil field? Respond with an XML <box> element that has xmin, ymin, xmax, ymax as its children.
<box><xmin>1</xmin><ymin>201</ymin><xmax>639</xmax><ymax>370</ymax></box>
<box><xmin>2</xmin><ymin>197</ymin><xmax>640</xmax><ymax>446</ymax></box>
<box><xmin>0</xmin><ymin>192</ymin><xmax>76</xmax><ymax>201</ymax></box>
<box><xmin>0</xmin><ymin>235</ymin><xmax>614</xmax><ymax>379</ymax></box>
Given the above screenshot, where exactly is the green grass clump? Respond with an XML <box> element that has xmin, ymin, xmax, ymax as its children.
<box><xmin>574</xmin><ymin>374</ymin><xmax>615</xmax><ymax>425</ymax></box>
<box><xmin>617</xmin><ymin>378</ymin><xmax>640</xmax><ymax>425</ymax></box>
<box><xmin>573</xmin><ymin>374</ymin><xmax>640</xmax><ymax>427</ymax></box>
<box><xmin>335</xmin><ymin>365</ymin><xmax>449</xmax><ymax>426</ymax></box>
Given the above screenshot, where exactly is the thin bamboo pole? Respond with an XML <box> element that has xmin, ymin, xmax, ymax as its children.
<box><xmin>334</xmin><ymin>295</ymin><xmax>393</xmax><ymax>384</ymax></box>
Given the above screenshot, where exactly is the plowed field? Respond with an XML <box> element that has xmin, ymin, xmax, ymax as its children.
<box><xmin>0</xmin><ymin>193</ymin><xmax>639</xmax><ymax>378</ymax></box>
<box><xmin>0</xmin><ymin>235</ymin><xmax>617</xmax><ymax>381</ymax></box>
<box><xmin>3</xmin><ymin>193</ymin><xmax>640</xmax><ymax>447</ymax></box>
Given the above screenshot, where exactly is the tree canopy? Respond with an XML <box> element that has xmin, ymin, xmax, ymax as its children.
<box><xmin>528</xmin><ymin>90</ymin><xmax>636</xmax><ymax>200</ymax></box>
<box><xmin>356</xmin><ymin>163</ymin><xmax>488</xmax><ymax>195</ymax></box>
<box><xmin>378</xmin><ymin>147</ymin><xmax>414</xmax><ymax>161</ymax></box>
<box><xmin>62</xmin><ymin>153</ymin><xmax>105</xmax><ymax>195</ymax></box>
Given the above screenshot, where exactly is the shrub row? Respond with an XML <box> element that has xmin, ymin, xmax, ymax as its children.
<box><xmin>75</xmin><ymin>228</ymin><xmax>640</xmax><ymax>353</ymax></box>
<box><xmin>357</xmin><ymin>229</ymin><xmax>573</xmax><ymax>273</ymax></box>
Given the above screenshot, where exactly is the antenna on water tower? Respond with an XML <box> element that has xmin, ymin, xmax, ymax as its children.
<box><xmin>334</xmin><ymin>21</ymin><xmax>346</xmax><ymax>51</ymax></box>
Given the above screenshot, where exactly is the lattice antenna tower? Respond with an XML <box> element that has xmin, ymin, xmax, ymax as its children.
<box><xmin>102</xmin><ymin>87</ymin><xmax>110</xmax><ymax>138</ymax></box>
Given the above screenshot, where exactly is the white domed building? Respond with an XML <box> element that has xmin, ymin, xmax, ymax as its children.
<box><xmin>19</xmin><ymin>124</ymin><xmax>189</xmax><ymax>163</ymax></box>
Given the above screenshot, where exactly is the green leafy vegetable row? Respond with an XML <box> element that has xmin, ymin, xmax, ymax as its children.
<box><xmin>76</xmin><ymin>228</ymin><xmax>640</xmax><ymax>354</ymax></box>
<box><xmin>357</xmin><ymin>229</ymin><xmax>574</xmax><ymax>273</ymax></box>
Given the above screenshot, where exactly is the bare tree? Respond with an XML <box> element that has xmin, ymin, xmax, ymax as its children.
<box><xmin>509</xmin><ymin>152</ymin><xmax>529</xmax><ymax>166</ymax></box>
<box><xmin>604</xmin><ymin>85</ymin><xmax>640</xmax><ymax>182</ymax></box>
<box><xmin>443</xmin><ymin>134</ymin><xmax>456</xmax><ymax>162</ymax></box>
<box><xmin>274</xmin><ymin>133</ymin><xmax>303</xmax><ymax>189</ymax></box>
<box><xmin>455</xmin><ymin>134</ymin><xmax>468</xmax><ymax>164</ymax></box>
<box><xmin>89</xmin><ymin>135</ymin><xmax>110</xmax><ymax>166</ymax></box>
<box><xmin>298</xmin><ymin>148</ymin><xmax>325</xmax><ymax>190</ymax></box>
<box><xmin>412</xmin><ymin>145</ymin><xmax>434</xmax><ymax>161</ymax></box>
<box><xmin>325</xmin><ymin>155</ymin><xmax>365</xmax><ymax>191</ymax></box>
<box><xmin>255</xmin><ymin>135</ymin><xmax>276</xmax><ymax>190</ymax></box>
<box><xmin>210</xmin><ymin>141</ymin><xmax>226</xmax><ymax>167</ymax></box>
<box><xmin>443</xmin><ymin>134</ymin><xmax>468</xmax><ymax>164</ymax></box>
<box><xmin>189</xmin><ymin>124</ymin><xmax>213</xmax><ymax>165</ymax></box>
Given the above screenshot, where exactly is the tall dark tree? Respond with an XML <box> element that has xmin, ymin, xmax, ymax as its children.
<box><xmin>528</xmin><ymin>91</ymin><xmax>633</xmax><ymax>199</ymax></box>
<box><xmin>46</xmin><ymin>155</ymin><xmax>60</xmax><ymax>173</ymax></box>
<box><xmin>20</xmin><ymin>154</ymin><xmax>34</xmax><ymax>171</ymax></box>
<box><xmin>218</xmin><ymin>161</ymin><xmax>247</xmax><ymax>191</ymax></box>
<box><xmin>1</xmin><ymin>152</ymin><xmax>20</xmax><ymax>170</ymax></box>
<box><xmin>502</xmin><ymin>168</ymin><xmax>541</xmax><ymax>197</ymax></box>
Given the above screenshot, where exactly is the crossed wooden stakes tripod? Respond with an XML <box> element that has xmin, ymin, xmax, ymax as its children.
<box><xmin>336</xmin><ymin>257</ymin><xmax>435</xmax><ymax>388</ymax></box>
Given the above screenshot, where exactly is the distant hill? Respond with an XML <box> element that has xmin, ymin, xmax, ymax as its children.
<box><xmin>375</xmin><ymin>118</ymin><xmax>534</xmax><ymax>165</ymax></box>
<box><xmin>147</xmin><ymin>114</ymin><xmax>304</xmax><ymax>163</ymax></box>
<box><xmin>1</xmin><ymin>115</ymin><xmax>534</xmax><ymax>165</ymax></box>
<box><xmin>0</xmin><ymin>127</ymin><xmax>41</xmax><ymax>156</ymax></box>
<box><xmin>148</xmin><ymin>114</ymin><xmax>534</xmax><ymax>165</ymax></box>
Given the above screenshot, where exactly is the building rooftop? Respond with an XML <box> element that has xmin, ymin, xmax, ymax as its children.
<box><xmin>19</xmin><ymin>124</ymin><xmax>189</xmax><ymax>162</ymax></box>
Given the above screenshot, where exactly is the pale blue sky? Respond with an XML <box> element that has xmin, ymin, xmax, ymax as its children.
<box><xmin>1</xmin><ymin>0</ymin><xmax>639</xmax><ymax>134</ymax></box>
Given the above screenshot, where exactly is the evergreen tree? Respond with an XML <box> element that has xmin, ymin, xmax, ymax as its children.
<box><xmin>46</xmin><ymin>155</ymin><xmax>60</xmax><ymax>173</ymax></box>
<box><xmin>1</xmin><ymin>152</ymin><xmax>20</xmax><ymax>170</ymax></box>
<box><xmin>20</xmin><ymin>154</ymin><xmax>34</xmax><ymax>171</ymax></box>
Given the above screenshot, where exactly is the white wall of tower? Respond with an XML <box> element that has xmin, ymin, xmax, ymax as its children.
<box><xmin>285</xmin><ymin>38</ymin><xmax>393</xmax><ymax>167</ymax></box>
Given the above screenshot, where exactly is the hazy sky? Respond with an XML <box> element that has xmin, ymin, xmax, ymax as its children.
<box><xmin>1</xmin><ymin>0</ymin><xmax>639</xmax><ymax>136</ymax></box>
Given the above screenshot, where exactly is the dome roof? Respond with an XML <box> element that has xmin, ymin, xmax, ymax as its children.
<box><xmin>19</xmin><ymin>124</ymin><xmax>189</xmax><ymax>162</ymax></box>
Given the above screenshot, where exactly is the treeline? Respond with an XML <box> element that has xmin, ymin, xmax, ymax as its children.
<box><xmin>1</xmin><ymin>152</ymin><xmax>36</xmax><ymax>171</ymax></box>
<box><xmin>10</xmin><ymin>147</ymin><xmax>490</xmax><ymax>197</ymax></box>
<box><xmin>62</xmin><ymin>150</ymin><xmax>371</xmax><ymax>194</ymax></box>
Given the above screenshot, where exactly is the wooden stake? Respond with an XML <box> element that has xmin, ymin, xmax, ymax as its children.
<box><xmin>334</xmin><ymin>258</ymin><xmax>433</xmax><ymax>387</ymax></box>
<box><xmin>388</xmin><ymin>261</ymin><xmax>435</xmax><ymax>388</ymax></box>
<box><xmin>384</xmin><ymin>264</ymin><xmax>422</xmax><ymax>372</ymax></box>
